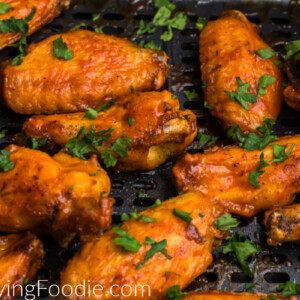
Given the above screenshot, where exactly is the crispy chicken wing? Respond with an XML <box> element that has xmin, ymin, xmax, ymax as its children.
<box><xmin>0</xmin><ymin>0</ymin><xmax>70</xmax><ymax>50</ymax></box>
<box><xmin>23</xmin><ymin>91</ymin><xmax>197</xmax><ymax>171</ymax></box>
<box><xmin>0</xmin><ymin>145</ymin><xmax>114</xmax><ymax>247</ymax></box>
<box><xmin>284</xmin><ymin>53</ymin><xmax>300</xmax><ymax>111</ymax></box>
<box><xmin>3</xmin><ymin>30</ymin><xmax>169</xmax><ymax>114</ymax></box>
<box><xmin>173</xmin><ymin>135</ymin><xmax>300</xmax><ymax>217</ymax></box>
<box><xmin>0</xmin><ymin>232</ymin><xmax>44</xmax><ymax>300</ymax></box>
<box><xmin>60</xmin><ymin>193</ymin><xmax>227</xmax><ymax>299</ymax></box>
<box><xmin>200</xmin><ymin>10</ymin><xmax>283</xmax><ymax>133</ymax></box>
<box><xmin>183</xmin><ymin>291</ymin><xmax>292</xmax><ymax>300</ymax></box>
<box><xmin>263</xmin><ymin>203</ymin><xmax>300</xmax><ymax>246</ymax></box>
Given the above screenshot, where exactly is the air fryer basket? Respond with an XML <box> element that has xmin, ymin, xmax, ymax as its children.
<box><xmin>0</xmin><ymin>0</ymin><xmax>299</xmax><ymax>298</ymax></box>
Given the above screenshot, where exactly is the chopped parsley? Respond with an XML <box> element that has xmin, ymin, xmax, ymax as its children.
<box><xmin>138</xmin><ymin>40</ymin><xmax>161</xmax><ymax>50</ymax></box>
<box><xmin>71</xmin><ymin>22</ymin><xmax>87</xmax><ymax>31</ymax></box>
<box><xmin>130</xmin><ymin>85</ymin><xmax>134</xmax><ymax>93</ymax></box>
<box><xmin>23</xmin><ymin>278</ymin><xmax>29</xmax><ymax>285</ymax></box>
<box><xmin>92</xmin><ymin>13</ymin><xmax>100</xmax><ymax>21</ymax></box>
<box><xmin>214</xmin><ymin>214</ymin><xmax>240</xmax><ymax>231</ymax></box>
<box><xmin>184</xmin><ymin>90</ymin><xmax>199</xmax><ymax>100</ymax></box>
<box><xmin>149</xmin><ymin>199</ymin><xmax>162</xmax><ymax>209</ymax></box>
<box><xmin>0</xmin><ymin>150</ymin><xmax>14</xmax><ymax>172</ymax></box>
<box><xmin>121</xmin><ymin>209</ymin><xmax>157</xmax><ymax>223</ymax></box>
<box><xmin>255</xmin><ymin>47</ymin><xmax>278</xmax><ymax>60</ymax></box>
<box><xmin>137</xmin><ymin>20</ymin><xmax>156</xmax><ymax>35</ymax></box>
<box><xmin>245</xmin><ymin>283</ymin><xmax>255</xmax><ymax>293</ymax></box>
<box><xmin>249</xmin><ymin>152</ymin><xmax>269</xmax><ymax>188</ymax></box>
<box><xmin>271</xmin><ymin>143</ymin><xmax>295</xmax><ymax>163</ymax></box>
<box><xmin>276</xmin><ymin>281</ymin><xmax>300</xmax><ymax>297</ymax></box>
<box><xmin>183</xmin><ymin>114</ymin><xmax>190</xmax><ymax>120</ymax></box>
<box><xmin>197</xmin><ymin>132</ymin><xmax>218</xmax><ymax>148</ymax></box>
<box><xmin>173</xmin><ymin>208</ymin><xmax>192</xmax><ymax>224</ymax></box>
<box><xmin>257</xmin><ymin>74</ymin><xmax>276</xmax><ymax>97</ymax></box>
<box><xmin>27</xmin><ymin>137</ymin><xmax>46</xmax><ymax>150</ymax></box>
<box><xmin>204</xmin><ymin>101</ymin><xmax>213</xmax><ymax>110</ymax></box>
<box><xmin>113</xmin><ymin>225</ymin><xmax>141</xmax><ymax>253</ymax></box>
<box><xmin>83</xmin><ymin>99</ymin><xmax>115</xmax><ymax>119</ymax></box>
<box><xmin>196</xmin><ymin>17</ymin><xmax>207</xmax><ymax>31</ymax></box>
<box><xmin>53</xmin><ymin>36</ymin><xmax>74</xmax><ymax>60</ymax></box>
<box><xmin>136</xmin><ymin>237</ymin><xmax>172</xmax><ymax>269</ymax></box>
<box><xmin>138</xmin><ymin>191</ymin><xmax>145</xmax><ymax>198</ymax></box>
<box><xmin>285</xmin><ymin>39</ymin><xmax>300</xmax><ymax>60</ymax></box>
<box><xmin>0</xmin><ymin>2</ymin><xmax>9</xmax><ymax>14</ymax></box>
<box><xmin>225</xmin><ymin>77</ymin><xmax>257</xmax><ymax>110</ymax></box>
<box><xmin>94</xmin><ymin>27</ymin><xmax>103</xmax><ymax>33</ymax></box>
<box><xmin>128</xmin><ymin>118</ymin><xmax>134</xmax><ymax>127</ymax></box>
<box><xmin>166</xmin><ymin>285</ymin><xmax>187</xmax><ymax>300</ymax></box>
<box><xmin>201</xmin><ymin>81</ymin><xmax>207</xmax><ymax>88</ymax></box>
<box><xmin>222</xmin><ymin>232</ymin><xmax>260</xmax><ymax>277</ymax></box>
<box><xmin>227</xmin><ymin>118</ymin><xmax>277</xmax><ymax>151</ymax></box>
<box><xmin>199</xmin><ymin>213</ymin><xmax>205</xmax><ymax>218</ymax></box>
<box><xmin>0</xmin><ymin>129</ymin><xmax>6</xmax><ymax>138</ymax></box>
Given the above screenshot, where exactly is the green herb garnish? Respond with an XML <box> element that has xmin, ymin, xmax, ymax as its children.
<box><xmin>0</xmin><ymin>149</ymin><xmax>14</xmax><ymax>172</ymax></box>
<box><xmin>113</xmin><ymin>225</ymin><xmax>141</xmax><ymax>253</ymax></box>
<box><xmin>173</xmin><ymin>208</ymin><xmax>192</xmax><ymax>224</ymax></box>
<box><xmin>249</xmin><ymin>152</ymin><xmax>269</xmax><ymax>188</ymax></box>
<box><xmin>214</xmin><ymin>214</ymin><xmax>240</xmax><ymax>231</ymax></box>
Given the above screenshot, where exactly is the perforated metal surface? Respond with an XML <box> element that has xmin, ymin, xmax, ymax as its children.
<box><xmin>0</xmin><ymin>0</ymin><xmax>300</xmax><ymax>298</ymax></box>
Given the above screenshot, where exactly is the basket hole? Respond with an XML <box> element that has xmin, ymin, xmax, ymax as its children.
<box><xmin>113</xmin><ymin>197</ymin><xmax>124</xmax><ymax>207</ymax></box>
<box><xmin>133</xmin><ymin>180</ymin><xmax>156</xmax><ymax>190</ymax></box>
<box><xmin>133</xmin><ymin>14</ymin><xmax>153</xmax><ymax>21</ymax></box>
<box><xmin>271</xmin><ymin>30</ymin><xmax>292</xmax><ymax>39</ymax></box>
<box><xmin>111</xmin><ymin>180</ymin><xmax>124</xmax><ymax>189</ymax></box>
<box><xmin>231</xmin><ymin>272</ymin><xmax>252</xmax><ymax>283</ymax></box>
<box><xmin>199</xmin><ymin>272</ymin><xmax>218</xmax><ymax>282</ymax></box>
<box><xmin>294</xmin><ymin>193</ymin><xmax>300</xmax><ymax>204</ymax></box>
<box><xmin>234</xmin><ymin>215</ymin><xmax>249</xmax><ymax>227</ymax></box>
<box><xmin>247</xmin><ymin>16</ymin><xmax>261</xmax><ymax>25</ymax></box>
<box><xmin>280</xmin><ymin>118</ymin><xmax>299</xmax><ymax>128</ymax></box>
<box><xmin>60</xmin><ymin>249</ymin><xmax>77</xmax><ymax>261</ymax></box>
<box><xmin>271</xmin><ymin>17</ymin><xmax>290</xmax><ymax>26</ymax></box>
<box><xmin>184</xmin><ymin>101</ymin><xmax>201</xmax><ymax>109</ymax></box>
<box><xmin>102</xmin><ymin>26</ymin><xmax>124</xmax><ymax>35</ymax></box>
<box><xmin>73</xmin><ymin>12</ymin><xmax>93</xmax><ymax>20</ymax></box>
<box><xmin>209</xmin><ymin>16</ymin><xmax>218</xmax><ymax>21</ymax></box>
<box><xmin>46</xmin><ymin>24</ymin><xmax>64</xmax><ymax>32</ymax></box>
<box><xmin>181</xmin><ymin>42</ymin><xmax>198</xmax><ymax>51</ymax></box>
<box><xmin>264</xmin><ymin>272</ymin><xmax>290</xmax><ymax>283</ymax></box>
<box><xmin>263</xmin><ymin>254</ymin><xmax>287</xmax><ymax>265</ymax></box>
<box><xmin>112</xmin><ymin>214</ymin><xmax>122</xmax><ymax>224</ymax></box>
<box><xmin>197</xmin><ymin>116</ymin><xmax>207</xmax><ymax>126</ymax></box>
<box><xmin>133</xmin><ymin>198</ymin><xmax>156</xmax><ymax>207</ymax></box>
<box><xmin>103</xmin><ymin>13</ymin><xmax>124</xmax><ymax>21</ymax></box>
<box><xmin>181</xmin><ymin>28</ymin><xmax>198</xmax><ymax>36</ymax></box>
<box><xmin>182</xmin><ymin>56</ymin><xmax>198</xmax><ymax>65</ymax></box>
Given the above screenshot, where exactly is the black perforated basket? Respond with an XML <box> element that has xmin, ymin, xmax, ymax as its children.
<box><xmin>0</xmin><ymin>0</ymin><xmax>299</xmax><ymax>298</ymax></box>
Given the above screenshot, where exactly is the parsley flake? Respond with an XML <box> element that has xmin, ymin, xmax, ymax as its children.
<box><xmin>53</xmin><ymin>36</ymin><xmax>74</xmax><ymax>60</ymax></box>
<box><xmin>249</xmin><ymin>152</ymin><xmax>269</xmax><ymax>188</ymax></box>
<box><xmin>276</xmin><ymin>281</ymin><xmax>300</xmax><ymax>297</ymax></box>
<box><xmin>184</xmin><ymin>90</ymin><xmax>199</xmax><ymax>100</ymax></box>
<box><xmin>137</xmin><ymin>20</ymin><xmax>156</xmax><ymax>35</ymax></box>
<box><xmin>257</xmin><ymin>74</ymin><xmax>276</xmax><ymax>97</ymax></box>
<box><xmin>149</xmin><ymin>199</ymin><xmax>162</xmax><ymax>209</ymax></box>
<box><xmin>83</xmin><ymin>99</ymin><xmax>115</xmax><ymax>119</ymax></box>
<box><xmin>166</xmin><ymin>285</ymin><xmax>188</xmax><ymax>300</ymax></box>
<box><xmin>204</xmin><ymin>101</ymin><xmax>214</xmax><ymax>110</ymax></box>
<box><xmin>197</xmin><ymin>132</ymin><xmax>218</xmax><ymax>148</ymax></box>
<box><xmin>128</xmin><ymin>118</ymin><xmax>134</xmax><ymax>127</ymax></box>
<box><xmin>27</xmin><ymin>137</ymin><xmax>46</xmax><ymax>150</ymax></box>
<box><xmin>196</xmin><ymin>17</ymin><xmax>207</xmax><ymax>31</ymax></box>
<box><xmin>214</xmin><ymin>214</ymin><xmax>240</xmax><ymax>231</ymax></box>
<box><xmin>272</xmin><ymin>143</ymin><xmax>295</xmax><ymax>163</ymax></box>
<box><xmin>92</xmin><ymin>14</ymin><xmax>100</xmax><ymax>21</ymax></box>
<box><xmin>173</xmin><ymin>208</ymin><xmax>192</xmax><ymax>224</ymax></box>
<box><xmin>245</xmin><ymin>283</ymin><xmax>255</xmax><ymax>293</ymax></box>
<box><xmin>121</xmin><ymin>209</ymin><xmax>157</xmax><ymax>223</ymax></box>
<box><xmin>0</xmin><ymin>129</ymin><xmax>6</xmax><ymax>138</ymax></box>
<box><xmin>113</xmin><ymin>225</ymin><xmax>141</xmax><ymax>253</ymax></box>
<box><xmin>0</xmin><ymin>150</ymin><xmax>14</xmax><ymax>172</ymax></box>
<box><xmin>71</xmin><ymin>22</ymin><xmax>87</xmax><ymax>31</ymax></box>
<box><xmin>285</xmin><ymin>40</ymin><xmax>300</xmax><ymax>61</ymax></box>
<box><xmin>94</xmin><ymin>27</ymin><xmax>103</xmax><ymax>33</ymax></box>
<box><xmin>0</xmin><ymin>3</ymin><xmax>9</xmax><ymax>14</ymax></box>
<box><xmin>199</xmin><ymin>213</ymin><xmax>205</xmax><ymax>218</ymax></box>
<box><xmin>255</xmin><ymin>47</ymin><xmax>278</xmax><ymax>60</ymax></box>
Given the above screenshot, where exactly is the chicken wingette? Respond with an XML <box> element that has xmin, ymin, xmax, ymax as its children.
<box><xmin>60</xmin><ymin>193</ymin><xmax>228</xmax><ymax>299</ymax></box>
<box><xmin>3</xmin><ymin>30</ymin><xmax>169</xmax><ymax>114</ymax></box>
<box><xmin>0</xmin><ymin>145</ymin><xmax>114</xmax><ymax>247</ymax></box>
<box><xmin>183</xmin><ymin>291</ymin><xmax>293</xmax><ymax>300</ymax></box>
<box><xmin>173</xmin><ymin>135</ymin><xmax>300</xmax><ymax>217</ymax></box>
<box><xmin>200</xmin><ymin>10</ymin><xmax>283</xmax><ymax>133</ymax></box>
<box><xmin>0</xmin><ymin>232</ymin><xmax>44</xmax><ymax>300</ymax></box>
<box><xmin>23</xmin><ymin>91</ymin><xmax>197</xmax><ymax>171</ymax></box>
<box><xmin>263</xmin><ymin>203</ymin><xmax>300</xmax><ymax>246</ymax></box>
<box><xmin>0</xmin><ymin>0</ymin><xmax>70</xmax><ymax>50</ymax></box>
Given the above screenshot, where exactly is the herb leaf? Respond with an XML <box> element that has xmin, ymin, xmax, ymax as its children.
<box><xmin>0</xmin><ymin>129</ymin><xmax>6</xmax><ymax>138</ymax></box>
<box><xmin>166</xmin><ymin>285</ymin><xmax>188</xmax><ymax>300</ymax></box>
<box><xmin>249</xmin><ymin>152</ymin><xmax>269</xmax><ymax>188</ymax></box>
<box><xmin>0</xmin><ymin>2</ymin><xmax>10</xmax><ymax>14</ymax></box>
<box><xmin>53</xmin><ymin>36</ymin><xmax>74</xmax><ymax>60</ymax></box>
<box><xmin>285</xmin><ymin>40</ymin><xmax>300</xmax><ymax>60</ymax></box>
<box><xmin>94</xmin><ymin>27</ymin><xmax>103</xmax><ymax>33</ymax></box>
<box><xmin>154</xmin><ymin>0</ymin><xmax>175</xmax><ymax>11</ymax></box>
<box><xmin>255</xmin><ymin>47</ymin><xmax>278</xmax><ymax>60</ymax></box>
<box><xmin>222</xmin><ymin>232</ymin><xmax>260</xmax><ymax>277</ymax></box>
<box><xmin>196</xmin><ymin>17</ymin><xmax>207</xmax><ymax>31</ymax></box>
<box><xmin>225</xmin><ymin>77</ymin><xmax>257</xmax><ymax>110</ymax></box>
<box><xmin>245</xmin><ymin>283</ymin><xmax>255</xmax><ymax>293</ymax></box>
<box><xmin>71</xmin><ymin>22</ymin><xmax>87</xmax><ymax>31</ymax></box>
<box><xmin>184</xmin><ymin>90</ymin><xmax>199</xmax><ymax>100</ymax></box>
<box><xmin>197</xmin><ymin>132</ymin><xmax>218</xmax><ymax>148</ymax></box>
<box><xmin>173</xmin><ymin>208</ymin><xmax>192</xmax><ymax>224</ymax></box>
<box><xmin>272</xmin><ymin>143</ymin><xmax>295</xmax><ymax>163</ymax></box>
<box><xmin>0</xmin><ymin>150</ymin><xmax>14</xmax><ymax>172</ymax></box>
<box><xmin>101</xmin><ymin>150</ymin><xmax>117</xmax><ymax>168</ymax></box>
<box><xmin>149</xmin><ymin>199</ymin><xmax>162</xmax><ymax>209</ymax></box>
<box><xmin>83</xmin><ymin>99</ymin><xmax>115</xmax><ymax>119</ymax></box>
<box><xmin>136</xmin><ymin>237</ymin><xmax>172</xmax><ymax>269</ymax></box>
<box><xmin>113</xmin><ymin>225</ymin><xmax>141</xmax><ymax>253</ymax></box>
<box><xmin>92</xmin><ymin>13</ymin><xmax>100</xmax><ymax>21</ymax></box>
<box><xmin>257</xmin><ymin>74</ymin><xmax>276</xmax><ymax>97</ymax></box>
<box><xmin>27</xmin><ymin>137</ymin><xmax>47</xmax><ymax>150</ymax></box>
<box><xmin>121</xmin><ymin>209</ymin><xmax>157</xmax><ymax>223</ymax></box>
<box><xmin>214</xmin><ymin>214</ymin><xmax>240</xmax><ymax>231</ymax></box>
<box><xmin>276</xmin><ymin>281</ymin><xmax>300</xmax><ymax>297</ymax></box>
<box><xmin>137</xmin><ymin>20</ymin><xmax>156</xmax><ymax>35</ymax></box>
<box><xmin>204</xmin><ymin>101</ymin><xmax>213</xmax><ymax>110</ymax></box>
<box><xmin>128</xmin><ymin>118</ymin><xmax>134</xmax><ymax>127</ymax></box>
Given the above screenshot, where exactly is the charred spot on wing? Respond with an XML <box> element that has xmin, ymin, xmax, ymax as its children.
<box><xmin>187</xmin><ymin>224</ymin><xmax>206</xmax><ymax>243</ymax></box>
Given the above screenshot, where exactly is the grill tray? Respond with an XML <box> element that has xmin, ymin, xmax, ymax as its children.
<box><xmin>0</xmin><ymin>0</ymin><xmax>300</xmax><ymax>298</ymax></box>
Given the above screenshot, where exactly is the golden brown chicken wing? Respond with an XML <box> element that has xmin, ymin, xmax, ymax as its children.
<box><xmin>60</xmin><ymin>193</ymin><xmax>227</xmax><ymax>299</ymax></box>
<box><xmin>0</xmin><ymin>0</ymin><xmax>70</xmax><ymax>50</ymax></box>
<box><xmin>173</xmin><ymin>135</ymin><xmax>300</xmax><ymax>217</ymax></box>
<box><xmin>183</xmin><ymin>291</ymin><xmax>292</xmax><ymax>300</ymax></box>
<box><xmin>0</xmin><ymin>145</ymin><xmax>114</xmax><ymax>247</ymax></box>
<box><xmin>284</xmin><ymin>53</ymin><xmax>300</xmax><ymax>111</ymax></box>
<box><xmin>0</xmin><ymin>232</ymin><xmax>44</xmax><ymax>300</ymax></box>
<box><xmin>23</xmin><ymin>91</ymin><xmax>197</xmax><ymax>171</ymax></box>
<box><xmin>3</xmin><ymin>30</ymin><xmax>169</xmax><ymax>115</ymax></box>
<box><xmin>200</xmin><ymin>10</ymin><xmax>283</xmax><ymax>133</ymax></box>
<box><xmin>263</xmin><ymin>203</ymin><xmax>300</xmax><ymax>246</ymax></box>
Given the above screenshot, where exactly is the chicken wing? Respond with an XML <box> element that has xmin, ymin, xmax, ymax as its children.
<box><xmin>173</xmin><ymin>135</ymin><xmax>300</xmax><ymax>217</ymax></box>
<box><xmin>23</xmin><ymin>91</ymin><xmax>197</xmax><ymax>171</ymax></box>
<box><xmin>3</xmin><ymin>30</ymin><xmax>169</xmax><ymax>114</ymax></box>
<box><xmin>0</xmin><ymin>232</ymin><xmax>44</xmax><ymax>300</ymax></box>
<box><xmin>284</xmin><ymin>52</ymin><xmax>300</xmax><ymax>111</ymax></box>
<box><xmin>183</xmin><ymin>291</ymin><xmax>292</xmax><ymax>300</ymax></box>
<box><xmin>0</xmin><ymin>145</ymin><xmax>114</xmax><ymax>247</ymax></box>
<box><xmin>200</xmin><ymin>10</ymin><xmax>283</xmax><ymax>133</ymax></box>
<box><xmin>0</xmin><ymin>0</ymin><xmax>70</xmax><ymax>50</ymax></box>
<box><xmin>263</xmin><ymin>203</ymin><xmax>300</xmax><ymax>246</ymax></box>
<box><xmin>60</xmin><ymin>193</ymin><xmax>227</xmax><ymax>299</ymax></box>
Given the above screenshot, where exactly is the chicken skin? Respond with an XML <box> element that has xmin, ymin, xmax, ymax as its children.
<box><xmin>284</xmin><ymin>53</ymin><xmax>300</xmax><ymax>111</ymax></box>
<box><xmin>0</xmin><ymin>232</ymin><xmax>44</xmax><ymax>300</ymax></box>
<box><xmin>183</xmin><ymin>291</ymin><xmax>292</xmax><ymax>300</ymax></box>
<box><xmin>200</xmin><ymin>10</ymin><xmax>283</xmax><ymax>133</ymax></box>
<box><xmin>0</xmin><ymin>145</ymin><xmax>114</xmax><ymax>247</ymax></box>
<box><xmin>173</xmin><ymin>135</ymin><xmax>300</xmax><ymax>217</ymax></box>
<box><xmin>263</xmin><ymin>203</ymin><xmax>300</xmax><ymax>246</ymax></box>
<box><xmin>23</xmin><ymin>91</ymin><xmax>197</xmax><ymax>171</ymax></box>
<box><xmin>60</xmin><ymin>193</ymin><xmax>228</xmax><ymax>299</ymax></box>
<box><xmin>3</xmin><ymin>30</ymin><xmax>169</xmax><ymax>114</ymax></box>
<box><xmin>0</xmin><ymin>0</ymin><xmax>70</xmax><ymax>50</ymax></box>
